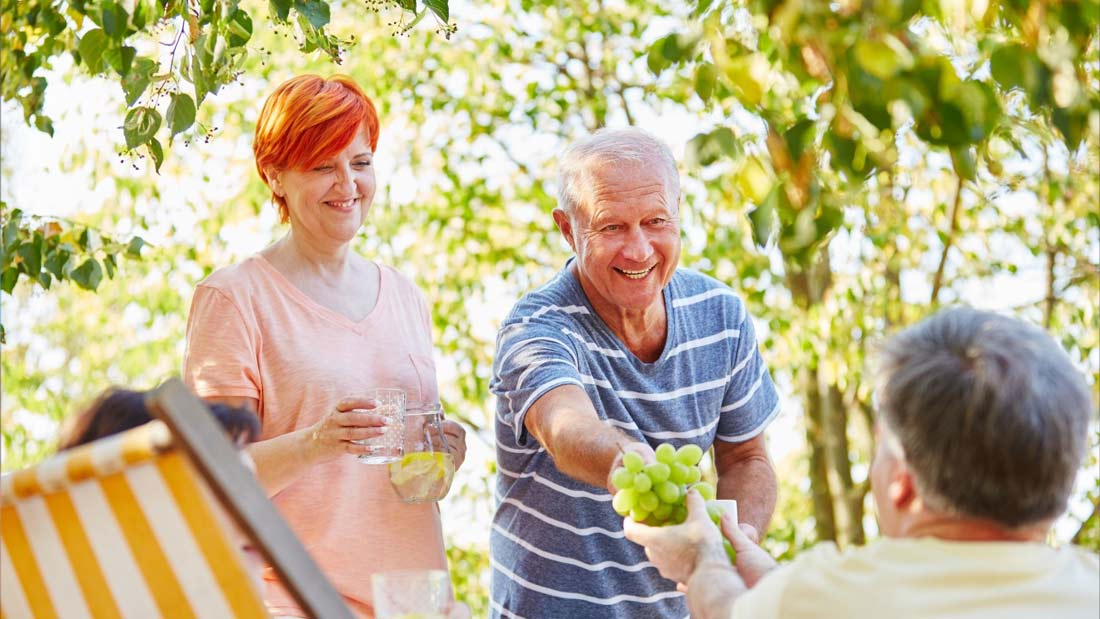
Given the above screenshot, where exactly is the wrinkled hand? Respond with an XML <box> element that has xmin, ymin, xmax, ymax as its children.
<box><xmin>442</xmin><ymin>419</ymin><xmax>467</xmax><ymax>472</ymax></box>
<box><xmin>606</xmin><ymin>441</ymin><xmax>657</xmax><ymax>493</ymax></box>
<box><xmin>304</xmin><ymin>396</ymin><xmax>391</xmax><ymax>463</ymax></box>
<box><xmin>717</xmin><ymin>511</ymin><xmax>777</xmax><ymax>587</ymax></box>
<box><xmin>623</xmin><ymin>490</ymin><xmax>728</xmax><ymax>584</ymax></box>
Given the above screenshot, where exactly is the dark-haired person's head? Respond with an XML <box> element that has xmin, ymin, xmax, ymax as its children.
<box><xmin>58</xmin><ymin>388</ymin><xmax>259</xmax><ymax>451</ymax></box>
<box><xmin>871</xmin><ymin>307</ymin><xmax>1093</xmax><ymax>537</ymax></box>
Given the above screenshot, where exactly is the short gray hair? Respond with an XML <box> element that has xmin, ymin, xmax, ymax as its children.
<box><xmin>876</xmin><ymin>307</ymin><xmax>1092</xmax><ymax>528</ymax></box>
<box><xmin>557</xmin><ymin>127</ymin><xmax>680</xmax><ymax>216</ymax></box>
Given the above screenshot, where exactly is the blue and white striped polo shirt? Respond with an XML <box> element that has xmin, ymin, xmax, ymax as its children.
<box><xmin>489</xmin><ymin>261</ymin><xmax>781</xmax><ymax>619</ymax></box>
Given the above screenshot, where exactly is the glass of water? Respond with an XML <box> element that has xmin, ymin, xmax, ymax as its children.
<box><xmin>356</xmin><ymin>388</ymin><xmax>405</xmax><ymax>464</ymax></box>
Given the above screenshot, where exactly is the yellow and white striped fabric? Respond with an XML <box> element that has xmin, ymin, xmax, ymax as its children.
<box><xmin>0</xmin><ymin>421</ymin><xmax>269</xmax><ymax>619</ymax></box>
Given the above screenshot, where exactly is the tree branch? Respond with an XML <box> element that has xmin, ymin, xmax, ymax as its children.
<box><xmin>930</xmin><ymin>173</ymin><xmax>963</xmax><ymax>305</ymax></box>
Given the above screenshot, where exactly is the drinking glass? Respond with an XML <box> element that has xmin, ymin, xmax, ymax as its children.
<box><xmin>387</xmin><ymin>402</ymin><xmax>455</xmax><ymax>503</ymax></box>
<box><xmin>371</xmin><ymin>569</ymin><xmax>453</xmax><ymax>619</ymax></box>
<box><xmin>356</xmin><ymin>388</ymin><xmax>405</xmax><ymax>464</ymax></box>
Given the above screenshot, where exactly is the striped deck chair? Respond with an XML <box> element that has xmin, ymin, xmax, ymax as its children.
<box><xmin>0</xmin><ymin>377</ymin><xmax>353</xmax><ymax>619</ymax></box>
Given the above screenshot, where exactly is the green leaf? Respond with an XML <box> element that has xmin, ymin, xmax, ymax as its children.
<box><xmin>33</xmin><ymin>115</ymin><xmax>55</xmax><ymax>137</ymax></box>
<box><xmin>647</xmin><ymin>40</ymin><xmax>670</xmax><ymax>75</ymax></box>
<box><xmin>122</xmin><ymin>57</ymin><xmax>156</xmax><ymax>106</ymax></box>
<box><xmin>748</xmin><ymin>185</ymin><xmax>779</xmax><ymax>248</ymax></box>
<box><xmin>854</xmin><ymin>35</ymin><xmax>913</xmax><ymax>80</ymax></box>
<box><xmin>16</xmin><ymin>233</ymin><xmax>43</xmax><ymax>276</ymax></box>
<box><xmin>78</xmin><ymin>29</ymin><xmax>109</xmax><ymax>73</ymax></box>
<box><xmin>71</xmin><ymin>259</ymin><xmax>104</xmax><ymax>291</ymax></box>
<box><xmin>226</xmin><ymin>9</ymin><xmax>254</xmax><ymax>47</ymax></box>
<box><xmin>103</xmin><ymin>45</ymin><xmax>136</xmax><ymax>77</ymax></box>
<box><xmin>126</xmin><ymin>236</ymin><xmax>145</xmax><ymax>258</ymax></box>
<box><xmin>104</xmin><ymin>254</ymin><xmax>117</xmax><ymax>279</ymax></box>
<box><xmin>147</xmin><ymin>138</ymin><xmax>164</xmax><ymax>173</ymax></box>
<box><xmin>2</xmin><ymin>217</ymin><xmax>20</xmax><ymax>253</ymax></box>
<box><xmin>784</xmin><ymin>119</ymin><xmax>815</xmax><ymax>162</ymax></box>
<box><xmin>44</xmin><ymin>249</ymin><xmax>69</xmax><ymax>278</ymax></box>
<box><xmin>78</xmin><ymin>228</ymin><xmax>102</xmax><ymax>252</ymax></box>
<box><xmin>1052</xmin><ymin>106</ymin><xmax>1089</xmax><ymax>150</ymax></box>
<box><xmin>398</xmin><ymin>0</ymin><xmax>416</xmax><ymax>11</ymax></box>
<box><xmin>294</xmin><ymin>0</ymin><xmax>330</xmax><ymax>28</ymax></box>
<box><xmin>950</xmin><ymin>145</ymin><xmax>977</xmax><ymax>181</ymax></box>
<box><xmin>167</xmin><ymin>93</ymin><xmax>196</xmax><ymax>137</ymax></box>
<box><xmin>425</xmin><ymin>0</ymin><xmax>448</xmax><ymax>22</ymax></box>
<box><xmin>270</xmin><ymin>0</ymin><xmax>292</xmax><ymax>21</ymax></box>
<box><xmin>684</xmin><ymin>127</ymin><xmax>739</xmax><ymax>167</ymax></box>
<box><xmin>694</xmin><ymin>62</ymin><xmax>716</xmax><ymax>103</ymax></box>
<box><xmin>101</xmin><ymin>1</ymin><xmax>129</xmax><ymax>38</ymax></box>
<box><xmin>1</xmin><ymin>267</ymin><xmax>19</xmax><ymax>294</ymax></box>
<box><xmin>123</xmin><ymin>106</ymin><xmax>161</xmax><ymax>149</ymax></box>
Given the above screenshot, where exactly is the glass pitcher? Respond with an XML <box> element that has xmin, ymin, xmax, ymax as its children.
<box><xmin>387</xmin><ymin>402</ymin><xmax>455</xmax><ymax>503</ymax></box>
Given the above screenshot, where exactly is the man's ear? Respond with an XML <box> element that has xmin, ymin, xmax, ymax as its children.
<box><xmin>552</xmin><ymin>208</ymin><xmax>577</xmax><ymax>252</ymax></box>
<box><xmin>888</xmin><ymin>464</ymin><xmax>918</xmax><ymax>512</ymax></box>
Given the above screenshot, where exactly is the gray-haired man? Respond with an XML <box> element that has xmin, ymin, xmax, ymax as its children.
<box><xmin>489</xmin><ymin>127</ymin><xmax>781</xmax><ymax>618</ymax></box>
<box><xmin>627</xmin><ymin>307</ymin><xmax>1099</xmax><ymax>619</ymax></box>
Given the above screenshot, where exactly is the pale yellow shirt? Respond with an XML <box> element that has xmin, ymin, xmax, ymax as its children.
<box><xmin>734</xmin><ymin>537</ymin><xmax>1099</xmax><ymax>619</ymax></box>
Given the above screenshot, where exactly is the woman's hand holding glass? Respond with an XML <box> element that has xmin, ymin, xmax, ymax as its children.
<box><xmin>441</xmin><ymin>419</ymin><xmax>467</xmax><ymax>472</ymax></box>
<box><xmin>305</xmin><ymin>396</ymin><xmax>392</xmax><ymax>463</ymax></box>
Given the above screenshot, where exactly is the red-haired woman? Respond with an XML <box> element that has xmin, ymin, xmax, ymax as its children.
<box><xmin>182</xmin><ymin>74</ymin><xmax>469</xmax><ymax>618</ymax></box>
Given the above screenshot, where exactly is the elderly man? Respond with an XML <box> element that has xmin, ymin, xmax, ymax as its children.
<box><xmin>626</xmin><ymin>307</ymin><xmax>1100</xmax><ymax>619</ymax></box>
<box><xmin>489</xmin><ymin>127</ymin><xmax>781</xmax><ymax>618</ymax></box>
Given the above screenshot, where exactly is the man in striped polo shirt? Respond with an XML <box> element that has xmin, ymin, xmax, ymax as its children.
<box><xmin>489</xmin><ymin>127</ymin><xmax>781</xmax><ymax>618</ymax></box>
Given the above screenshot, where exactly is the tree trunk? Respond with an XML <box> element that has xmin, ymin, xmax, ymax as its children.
<box><xmin>828</xmin><ymin>384</ymin><xmax>865</xmax><ymax>545</ymax></box>
<box><xmin>802</xmin><ymin>368</ymin><xmax>837</xmax><ymax>542</ymax></box>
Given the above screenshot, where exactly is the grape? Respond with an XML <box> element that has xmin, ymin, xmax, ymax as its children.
<box><xmin>611</xmin><ymin>467</ymin><xmax>634</xmax><ymax>490</ymax></box>
<box><xmin>706</xmin><ymin>503</ymin><xmax>724</xmax><ymax>523</ymax></box>
<box><xmin>623</xmin><ymin>451</ymin><xmax>644</xmax><ymax>473</ymax></box>
<box><xmin>668</xmin><ymin>462</ymin><xmax>689</xmax><ymax>484</ymax></box>
<box><xmin>612</xmin><ymin>488</ymin><xmax>637</xmax><ymax>515</ymax></box>
<box><xmin>611</xmin><ymin>442</ymin><xmax>731</xmax><ymax>566</ymax></box>
<box><xmin>676</xmin><ymin>444</ymin><xmax>704</xmax><ymax>466</ymax></box>
<box><xmin>644</xmin><ymin>463</ymin><xmax>670</xmax><ymax>483</ymax></box>
<box><xmin>655</xmin><ymin>481</ymin><xmax>681</xmax><ymax>504</ymax></box>
<box><xmin>652</xmin><ymin>503</ymin><xmax>673</xmax><ymax>521</ymax></box>
<box><xmin>692</xmin><ymin>481</ymin><xmax>716</xmax><ymax>501</ymax></box>
<box><xmin>672</xmin><ymin>504</ymin><xmax>688</xmax><ymax>524</ymax></box>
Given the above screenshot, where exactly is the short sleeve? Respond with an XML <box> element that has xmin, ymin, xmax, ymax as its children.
<box><xmin>716</xmin><ymin>308</ymin><xmax>780</xmax><ymax>442</ymax></box>
<box><xmin>183</xmin><ymin>285</ymin><xmax>262</xmax><ymax>402</ymax></box>
<box><xmin>490</xmin><ymin>319</ymin><xmax>583</xmax><ymax>447</ymax></box>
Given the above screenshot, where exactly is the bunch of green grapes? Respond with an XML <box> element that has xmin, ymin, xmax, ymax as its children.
<box><xmin>611</xmin><ymin>442</ymin><xmax>735</xmax><ymax>563</ymax></box>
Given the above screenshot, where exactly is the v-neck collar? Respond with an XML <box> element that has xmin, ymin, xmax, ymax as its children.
<box><xmin>252</xmin><ymin>254</ymin><xmax>384</xmax><ymax>335</ymax></box>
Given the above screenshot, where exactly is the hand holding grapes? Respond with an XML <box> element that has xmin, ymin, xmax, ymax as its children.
<box><xmin>623</xmin><ymin>489</ymin><xmax>729</xmax><ymax>584</ymax></box>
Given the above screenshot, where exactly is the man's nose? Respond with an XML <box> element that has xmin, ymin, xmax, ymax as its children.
<box><xmin>621</xmin><ymin>226</ymin><xmax>653</xmax><ymax>262</ymax></box>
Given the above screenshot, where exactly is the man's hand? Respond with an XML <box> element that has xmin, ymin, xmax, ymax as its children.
<box><xmin>623</xmin><ymin>490</ymin><xmax>728</xmax><ymax>584</ymax></box>
<box><xmin>606</xmin><ymin>441</ymin><xmax>657</xmax><ymax>493</ymax></box>
<box><xmin>716</xmin><ymin>509</ymin><xmax>777</xmax><ymax>587</ymax></box>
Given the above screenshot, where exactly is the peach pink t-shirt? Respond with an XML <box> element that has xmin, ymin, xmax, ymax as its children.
<box><xmin>183</xmin><ymin>254</ymin><xmax>447</xmax><ymax>618</ymax></box>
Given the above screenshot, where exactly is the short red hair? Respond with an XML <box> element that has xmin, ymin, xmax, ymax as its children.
<box><xmin>253</xmin><ymin>74</ymin><xmax>380</xmax><ymax>222</ymax></box>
